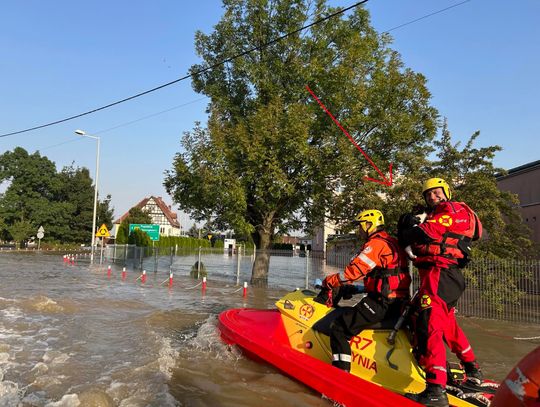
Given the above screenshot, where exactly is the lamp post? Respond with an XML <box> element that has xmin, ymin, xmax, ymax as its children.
<box><xmin>75</xmin><ymin>129</ymin><xmax>100</xmax><ymax>264</ymax></box>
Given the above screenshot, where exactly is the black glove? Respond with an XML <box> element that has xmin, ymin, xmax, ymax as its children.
<box><xmin>398</xmin><ymin>213</ymin><xmax>421</xmax><ymax>230</ymax></box>
<box><xmin>314</xmin><ymin>288</ymin><xmax>330</xmax><ymax>305</ymax></box>
<box><xmin>314</xmin><ymin>286</ymin><xmax>341</xmax><ymax>308</ymax></box>
<box><xmin>412</xmin><ymin>204</ymin><xmax>429</xmax><ymax>215</ymax></box>
<box><xmin>340</xmin><ymin>284</ymin><xmax>362</xmax><ymax>300</ymax></box>
<box><xmin>398</xmin><ymin>213</ymin><xmax>420</xmax><ymax>247</ymax></box>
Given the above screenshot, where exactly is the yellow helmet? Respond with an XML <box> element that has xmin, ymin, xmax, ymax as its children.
<box><xmin>422</xmin><ymin>177</ymin><xmax>451</xmax><ymax>200</ymax></box>
<box><xmin>355</xmin><ymin>209</ymin><xmax>384</xmax><ymax>234</ymax></box>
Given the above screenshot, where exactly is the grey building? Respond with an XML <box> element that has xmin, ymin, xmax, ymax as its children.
<box><xmin>496</xmin><ymin>160</ymin><xmax>540</xmax><ymax>252</ymax></box>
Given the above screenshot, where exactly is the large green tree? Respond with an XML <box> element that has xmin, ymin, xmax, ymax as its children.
<box><xmin>164</xmin><ymin>0</ymin><xmax>438</xmax><ymax>285</ymax></box>
<box><xmin>57</xmin><ymin>165</ymin><xmax>94</xmax><ymax>242</ymax></box>
<box><xmin>0</xmin><ymin>147</ymin><xmax>114</xmax><ymax>244</ymax></box>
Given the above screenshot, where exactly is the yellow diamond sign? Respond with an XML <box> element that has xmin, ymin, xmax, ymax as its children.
<box><xmin>95</xmin><ymin>224</ymin><xmax>110</xmax><ymax>237</ymax></box>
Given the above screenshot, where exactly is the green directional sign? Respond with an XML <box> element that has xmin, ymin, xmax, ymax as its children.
<box><xmin>129</xmin><ymin>224</ymin><xmax>160</xmax><ymax>241</ymax></box>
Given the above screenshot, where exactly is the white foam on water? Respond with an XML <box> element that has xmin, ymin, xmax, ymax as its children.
<box><xmin>32</xmin><ymin>296</ymin><xmax>64</xmax><ymax>313</ymax></box>
<box><xmin>0</xmin><ymin>332</ymin><xmax>22</xmax><ymax>341</ymax></box>
<box><xmin>42</xmin><ymin>350</ymin><xmax>70</xmax><ymax>365</ymax></box>
<box><xmin>107</xmin><ymin>380</ymin><xmax>130</xmax><ymax>405</ymax></box>
<box><xmin>156</xmin><ymin>335</ymin><xmax>179</xmax><ymax>380</ymax></box>
<box><xmin>31</xmin><ymin>361</ymin><xmax>49</xmax><ymax>374</ymax></box>
<box><xmin>44</xmin><ymin>393</ymin><xmax>80</xmax><ymax>407</ymax></box>
<box><xmin>21</xmin><ymin>392</ymin><xmax>47</xmax><ymax>406</ymax></box>
<box><xmin>51</xmin><ymin>353</ymin><xmax>70</xmax><ymax>366</ymax></box>
<box><xmin>189</xmin><ymin>315</ymin><xmax>242</xmax><ymax>361</ymax></box>
<box><xmin>0</xmin><ymin>380</ymin><xmax>22</xmax><ymax>406</ymax></box>
<box><xmin>1</xmin><ymin>306</ymin><xmax>24</xmax><ymax>321</ymax></box>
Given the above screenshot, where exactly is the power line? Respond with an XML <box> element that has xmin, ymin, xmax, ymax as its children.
<box><xmin>92</xmin><ymin>96</ymin><xmax>208</xmax><ymax>136</ymax></box>
<box><xmin>0</xmin><ymin>0</ymin><xmax>369</xmax><ymax>139</ymax></box>
<box><xmin>1</xmin><ymin>0</ymin><xmax>471</xmax><ymax>139</ymax></box>
<box><xmin>38</xmin><ymin>96</ymin><xmax>208</xmax><ymax>152</ymax></box>
<box><xmin>383</xmin><ymin>0</ymin><xmax>470</xmax><ymax>33</ymax></box>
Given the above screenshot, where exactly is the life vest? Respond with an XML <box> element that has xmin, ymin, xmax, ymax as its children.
<box><xmin>363</xmin><ymin>234</ymin><xmax>411</xmax><ymax>300</ymax></box>
<box><xmin>413</xmin><ymin>201</ymin><xmax>482</xmax><ymax>266</ymax></box>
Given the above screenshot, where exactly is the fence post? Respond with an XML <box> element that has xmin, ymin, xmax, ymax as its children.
<box><xmin>236</xmin><ymin>246</ymin><xmax>241</xmax><ymax>286</ymax></box>
<box><xmin>139</xmin><ymin>247</ymin><xmax>143</xmax><ymax>270</ymax></box>
<box><xmin>197</xmin><ymin>246</ymin><xmax>202</xmax><ymax>279</ymax></box>
<box><xmin>113</xmin><ymin>244</ymin><xmax>117</xmax><ymax>264</ymax></box>
<box><xmin>305</xmin><ymin>249</ymin><xmax>310</xmax><ymax>289</ymax></box>
<box><xmin>124</xmin><ymin>244</ymin><xmax>128</xmax><ymax>266</ymax></box>
<box><xmin>154</xmin><ymin>245</ymin><xmax>158</xmax><ymax>272</ymax></box>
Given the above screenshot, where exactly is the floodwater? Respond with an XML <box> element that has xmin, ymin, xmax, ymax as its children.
<box><xmin>0</xmin><ymin>253</ymin><xmax>538</xmax><ymax>406</ymax></box>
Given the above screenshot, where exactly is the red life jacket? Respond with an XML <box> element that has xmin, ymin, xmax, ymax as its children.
<box><xmin>413</xmin><ymin>201</ymin><xmax>482</xmax><ymax>266</ymax></box>
<box><xmin>363</xmin><ymin>234</ymin><xmax>411</xmax><ymax>299</ymax></box>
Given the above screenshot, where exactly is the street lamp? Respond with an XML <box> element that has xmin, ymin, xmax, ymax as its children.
<box><xmin>75</xmin><ymin>129</ymin><xmax>100</xmax><ymax>264</ymax></box>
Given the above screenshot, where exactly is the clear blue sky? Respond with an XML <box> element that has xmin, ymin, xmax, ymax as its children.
<box><xmin>1</xmin><ymin>0</ymin><xmax>539</xmax><ymax>229</ymax></box>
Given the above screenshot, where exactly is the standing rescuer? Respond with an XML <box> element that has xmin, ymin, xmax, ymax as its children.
<box><xmin>318</xmin><ymin>209</ymin><xmax>411</xmax><ymax>372</ymax></box>
<box><xmin>399</xmin><ymin>177</ymin><xmax>483</xmax><ymax>407</ymax></box>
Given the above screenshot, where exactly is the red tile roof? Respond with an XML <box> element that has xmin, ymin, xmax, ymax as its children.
<box><xmin>115</xmin><ymin>196</ymin><xmax>180</xmax><ymax>228</ymax></box>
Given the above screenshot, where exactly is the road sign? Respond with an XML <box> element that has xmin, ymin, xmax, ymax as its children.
<box><xmin>129</xmin><ymin>224</ymin><xmax>160</xmax><ymax>241</ymax></box>
<box><xmin>36</xmin><ymin>225</ymin><xmax>45</xmax><ymax>251</ymax></box>
<box><xmin>96</xmin><ymin>224</ymin><xmax>111</xmax><ymax>237</ymax></box>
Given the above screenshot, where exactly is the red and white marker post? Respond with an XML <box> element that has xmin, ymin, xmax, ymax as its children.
<box><xmin>202</xmin><ymin>276</ymin><xmax>207</xmax><ymax>294</ymax></box>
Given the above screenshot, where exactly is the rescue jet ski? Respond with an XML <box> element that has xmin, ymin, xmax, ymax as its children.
<box><xmin>218</xmin><ymin>288</ymin><xmax>500</xmax><ymax>407</ymax></box>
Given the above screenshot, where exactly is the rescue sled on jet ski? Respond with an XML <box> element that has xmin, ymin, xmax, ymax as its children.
<box><xmin>218</xmin><ymin>287</ymin><xmax>500</xmax><ymax>407</ymax></box>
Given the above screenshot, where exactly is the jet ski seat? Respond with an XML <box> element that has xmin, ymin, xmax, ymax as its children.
<box><xmin>312</xmin><ymin>307</ymin><xmax>400</xmax><ymax>336</ymax></box>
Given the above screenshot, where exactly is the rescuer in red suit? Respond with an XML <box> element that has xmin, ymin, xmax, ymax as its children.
<box><xmin>400</xmin><ymin>178</ymin><xmax>484</xmax><ymax>407</ymax></box>
<box><xmin>319</xmin><ymin>209</ymin><xmax>410</xmax><ymax>373</ymax></box>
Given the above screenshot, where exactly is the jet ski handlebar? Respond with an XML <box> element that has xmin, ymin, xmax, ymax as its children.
<box><xmin>313</xmin><ymin>279</ymin><xmax>365</xmax><ymax>308</ymax></box>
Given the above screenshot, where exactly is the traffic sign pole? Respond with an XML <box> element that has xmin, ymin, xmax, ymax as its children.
<box><xmin>100</xmin><ymin>238</ymin><xmax>104</xmax><ymax>265</ymax></box>
<box><xmin>95</xmin><ymin>224</ymin><xmax>110</xmax><ymax>265</ymax></box>
<box><xmin>37</xmin><ymin>226</ymin><xmax>45</xmax><ymax>251</ymax></box>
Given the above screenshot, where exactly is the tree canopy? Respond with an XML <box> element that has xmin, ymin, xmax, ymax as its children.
<box><xmin>164</xmin><ymin>0</ymin><xmax>535</xmax><ymax>285</ymax></box>
<box><xmin>115</xmin><ymin>207</ymin><xmax>153</xmax><ymax>244</ymax></box>
<box><xmin>0</xmin><ymin>147</ymin><xmax>114</xmax><ymax>245</ymax></box>
<box><xmin>165</xmin><ymin>0</ymin><xmax>438</xmax><ymax>285</ymax></box>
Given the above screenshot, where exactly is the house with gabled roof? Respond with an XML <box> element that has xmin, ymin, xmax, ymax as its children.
<box><xmin>114</xmin><ymin>196</ymin><xmax>182</xmax><ymax>237</ymax></box>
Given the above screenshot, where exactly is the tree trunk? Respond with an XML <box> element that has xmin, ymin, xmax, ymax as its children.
<box><xmin>250</xmin><ymin>216</ymin><xmax>274</xmax><ymax>287</ymax></box>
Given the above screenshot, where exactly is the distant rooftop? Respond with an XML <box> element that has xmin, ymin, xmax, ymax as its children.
<box><xmin>115</xmin><ymin>196</ymin><xmax>180</xmax><ymax>228</ymax></box>
<box><xmin>496</xmin><ymin>159</ymin><xmax>540</xmax><ymax>180</ymax></box>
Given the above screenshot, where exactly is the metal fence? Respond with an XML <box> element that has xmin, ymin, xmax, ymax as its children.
<box><xmin>104</xmin><ymin>245</ymin><xmax>327</xmax><ymax>290</ymax></box>
<box><xmin>103</xmin><ymin>245</ymin><xmax>540</xmax><ymax>324</ymax></box>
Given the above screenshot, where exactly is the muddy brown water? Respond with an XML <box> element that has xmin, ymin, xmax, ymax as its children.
<box><xmin>0</xmin><ymin>253</ymin><xmax>538</xmax><ymax>406</ymax></box>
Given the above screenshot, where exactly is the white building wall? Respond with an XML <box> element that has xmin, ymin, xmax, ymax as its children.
<box><xmin>142</xmin><ymin>198</ymin><xmax>181</xmax><ymax>237</ymax></box>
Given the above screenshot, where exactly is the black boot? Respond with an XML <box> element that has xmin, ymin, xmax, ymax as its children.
<box><xmin>331</xmin><ymin>359</ymin><xmax>351</xmax><ymax>372</ymax></box>
<box><xmin>463</xmin><ymin>360</ymin><xmax>483</xmax><ymax>385</ymax></box>
<box><xmin>405</xmin><ymin>383</ymin><xmax>449</xmax><ymax>407</ymax></box>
